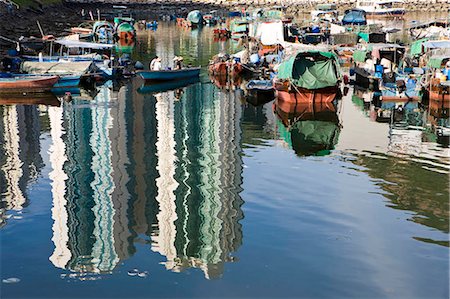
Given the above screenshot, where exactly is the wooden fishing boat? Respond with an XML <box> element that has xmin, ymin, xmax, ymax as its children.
<box><xmin>208</xmin><ymin>61</ymin><xmax>242</xmax><ymax>76</ymax></box>
<box><xmin>4</xmin><ymin>73</ymin><xmax>81</xmax><ymax>88</ymax></box>
<box><xmin>137</xmin><ymin>67</ymin><xmax>201</xmax><ymax>81</ymax></box>
<box><xmin>245</xmin><ymin>80</ymin><xmax>275</xmax><ymax>106</ymax></box>
<box><xmin>0</xmin><ymin>76</ymin><xmax>59</xmax><ymax>93</ymax></box>
<box><xmin>274</xmin><ymin>50</ymin><xmax>342</xmax><ymax>104</ymax></box>
<box><xmin>114</xmin><ymin>17</ymin><xmax>136</xmax><ymax>40</ymax></box>
<box><xmin>187</xmin><ymin>10</ymin><xmax>203</xmax><ymax>27</ymax></box>
<box><xmin>276</xmin><ymin>86</ymin><xmax>340</xmax><ymax>104</ymax></box>
<box><xmin>352</xmin><ymin>44</ymin><xmax>405</xmax><ymax>90</ymax></box>
<box><xmin>428</xmin><ymin>80</ymin><xmax>450</xmax><ymax>102</ymax></box>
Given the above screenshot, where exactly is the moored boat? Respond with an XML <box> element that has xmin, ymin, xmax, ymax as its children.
<box><xmin>274</xmin><ymin>50</ymin><xmax>342</xmax><ymax>104</ymax></box>
<box><xmin>137</xmin><ymin>67</ymin><xmax>201</xmax><ymax>81</ymax></box>
<box><xmin>352</xmin><ymin>43</ymin><xmax>405</xmax><ymax>90</ymax></box>
<box><xmin>114</xmin><ymin>17</ymin><xmax>136</xmax><ymax>40</ymax></box>
<box><xmin>356</xmin><ymin>0</ymin><xmax>406</xmax><ymax>18</ymax></box>
<box><xmin>187</xmin><ymin>10</ymin><xmax>204</xmax><ymax>27</ymax></box>
<box><xmin>0</xmin><ymin>76</ymin><xmax>59</xmax><ymax>93</ymax></box>
<box><xmin>245</xmin><ymin>80</ymin><xmax>275</xmax><ymax>105</ymax></box>
<box><xmin>93</xmin><ymin>21</ymin><xmax>114</xmax><ymax>42</ymax></box>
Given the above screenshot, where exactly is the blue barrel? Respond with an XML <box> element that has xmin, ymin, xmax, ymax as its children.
<box><xmin>375</xmin><ymin>64</ymin><xmax>384</xmax><ymax>73</ymax></box>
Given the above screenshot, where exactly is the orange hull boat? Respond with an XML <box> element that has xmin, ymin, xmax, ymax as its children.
<box><xmin>0</xmin><ymin>76</ymin><xmax>59</xmax><ymax>93</ymax></box>
<box><xmin>275</xmin><ymin>87</ymin><xmax>339</xmax><ymax>105</ymax></box>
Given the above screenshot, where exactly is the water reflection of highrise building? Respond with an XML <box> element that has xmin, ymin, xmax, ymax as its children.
<box><xmin>49</xmin><ymin>84</ymin><xmax>130</xmax><ymax>274</ymax></box>
<box><xmin>0</xmin><ymin>105</ymin><xmax>43</xmax><ymax>225</ymax></box>
<box><xmin>150</xmin><ymin>83</ymin><xmax>244</xmax><ymax>279</ymax></box>
<box><xmin>46</xmin><ymin>81</ymin><xmax>244</xmax><ymax>279</ymax></box>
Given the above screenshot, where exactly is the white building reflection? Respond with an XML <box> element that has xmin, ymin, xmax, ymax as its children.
<box><xmin>0</xmin><ymin>105</ymin><xmax>43</xmax><ymax>225</ymax></box>
<box><xmin>150</xmin><ymin>84</ymin><xmax>244</xmax><ymax>279</ymax></box>
<box><xmin>43</xmin><ymin>81</ymin><xmax>244</xmax><ymax>278</ymax></box>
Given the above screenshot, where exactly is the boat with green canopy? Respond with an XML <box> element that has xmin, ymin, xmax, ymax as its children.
<box><xmin>274</xmin><ymin>50</ymin><xmax>342</xmax><ymax>104</ymax></box>
<box><xmin>114</xmin><ymin>17</ymin><xmax>136</xmax><ymax>40</ymax></box>
<box><xmin>186</xmin><ymin>10</ymin><xmax>204</xmax><ymax>27</ymax></box>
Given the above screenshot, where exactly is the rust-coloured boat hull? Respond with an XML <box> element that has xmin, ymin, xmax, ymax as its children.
<box><xmin>0</xmin><ymin>76</ymin><xmax>59</xmax><ymax>93</ymax></box>
<box><xmin>276</xmin><ymin>87</ymin><xmax>339</xmax><ymax>106</ymax></box>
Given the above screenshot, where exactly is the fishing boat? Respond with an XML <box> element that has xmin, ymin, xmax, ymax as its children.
<box><xmin>186</xmin><ymin>10</ymin><xmax>203</xmax><ymax>27</ymax></box>
<box><xmin>20</xmin><ymin>61</ymin><xmax>97</xmax><ymax>86</ymax></box>
<box><xmin>137</xmin><ymin>76</ymin><xmax>200</xmax><ymax>94</ymax></box>
<box><xmin>381</xmin><ymin>75</ymin><xmax>420</xmax><ymax>102</ymax></box>
<box><xmin>3</xmin><ymin>73</ymin><xmax>81</xmax><ymax>88</ymax></box>
<box><xmin>356</xmin><ymin>0</ymin><xmax>406</xmax><ymax>18</ymax></box>
<box><xmin>114</xmin><ymin>17</ymin><xmax>136</xmax><ymax>40</ymax></box>
<box><xmin>92</xmin><ymin>21</ymin><xmax>114</xmax><ymax>42</ymax></box>
<box><xmin>203</xmin><ymin>14</ymin><xmax>217</xmax><ymax>26</ymax></box>
<box><xmin>352</xmin><ymin>43</ymin><xmax>405</xmax><ymax>90</ymax></box>
<box><xmin>53</xmin><ymin>40</ymin><xmax>115</xmax><ymax>79</ymax></box>
<box><xmin>342</xmin><ymin>9</ymin><xmax>367</xmax><ymax>25</ymax></box>
<box><xmin>230</xmin><ymin>19</ymin><xmax>249</xmax><ymax>40</ymax></box>
<box><xmin>311</xmin><ymin>4</ymin><xmax>339</xmax><ymax>23</ymax></box>
<box><xmin>245</xmin><ymin>80</ymin><xmax>275</xmax><ymax>105</ymax></box>
<box><xmin>208</xmin><ymin>54</ymin><xmax>242</xmax><ymax>76</ymax></box>
<box><xmin>137</xmin><ymin>67</ymin><xmax>201</xmax><ymax>81</ymax></box>
<box><xmin>274</xmin><ymin>50</ymin><xmax>342</xmax><ymax>104</ymax></box>
<box><xmin>0</xmin><ymin>75</ymin><xmax>59</xmax><ymax>93</ymax></box>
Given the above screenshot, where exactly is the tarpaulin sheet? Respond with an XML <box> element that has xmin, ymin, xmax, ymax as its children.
<box><xmin>353</xmin><ymin>50</ymin><xmax>368</xmax><ymax>62</ymax></box>
<box><xmin>342</xmin><ymin>9</ymin><xmax>366</xmax><ymax>25</ymax></box>
<box><xmin>256</xmin><ymin>21</ymin><xmax>284</xmax><ymax>45</ymax></box>
<box><xmin>21</xmin><ymin>61</ymin><xmax>94</xmax><ymax>75</ymax></box>
<box><xmin>277</xmin><ymin>51</ymin><xmax>339</xmax><ymax>90</ymax></box>
<box><xmin>410</xmin><ymin>38</ymin><xmax>428</xmax><ymax>56</ymax></box>
<box><xmin>423</xmin><ymin>40</ymin><xmax>450</xmax><ymax>49</ymax></box>
<box><xmin>187</xmin><ymin>10</ymin><xmax>203</xmax><ymax>24</ymax></box>
<box><xmin>427</xmin><ymin>56</ymin><xmax>450</xmax><ymax>68</ymax></box>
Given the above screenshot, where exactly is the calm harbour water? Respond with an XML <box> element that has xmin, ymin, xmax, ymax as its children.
<box><xmin>0</xmin><ymin>22</ymin><xmax>449</xmax><ymax>298</ymax></box>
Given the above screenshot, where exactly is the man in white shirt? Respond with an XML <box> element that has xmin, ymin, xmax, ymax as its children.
<box><xmin>150</xmin><ymin>56</ymin><xmax>162</xmax><ymax>70</ymax></box>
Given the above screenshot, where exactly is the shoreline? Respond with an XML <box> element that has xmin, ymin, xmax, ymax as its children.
<box><xmin>0</xmin><ymin>1</ymin><xmax>448</xmax><ymax>55</ymax></box>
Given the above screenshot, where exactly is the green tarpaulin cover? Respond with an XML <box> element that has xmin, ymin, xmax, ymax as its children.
<box><xmin>187</xmin><ymin>10</ymin><xmax>203</xmax><ymax>24</ymax></box>
<box><xmin>358</xmin><ymin>32</ymin><xmax>369</xmax><ymax>42</ymax></box>
<box><xmin>277</xmin><ymin>51</ymin><xmax>340</xmax><ymax>90</ymax></box>
<box><xmin>410</xmin><ymin>38</ymin><xmax>428</xmax><ymax>56</ymax></box>
<box><xmin>353</xmin><ymin>50</ymin><xmax>368</xmax><ymax>62</ymax></box>
<box><xmin>427</xmin><ymin>56</ymin><xmax>449</xmax><ymax>68</ymax></box>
